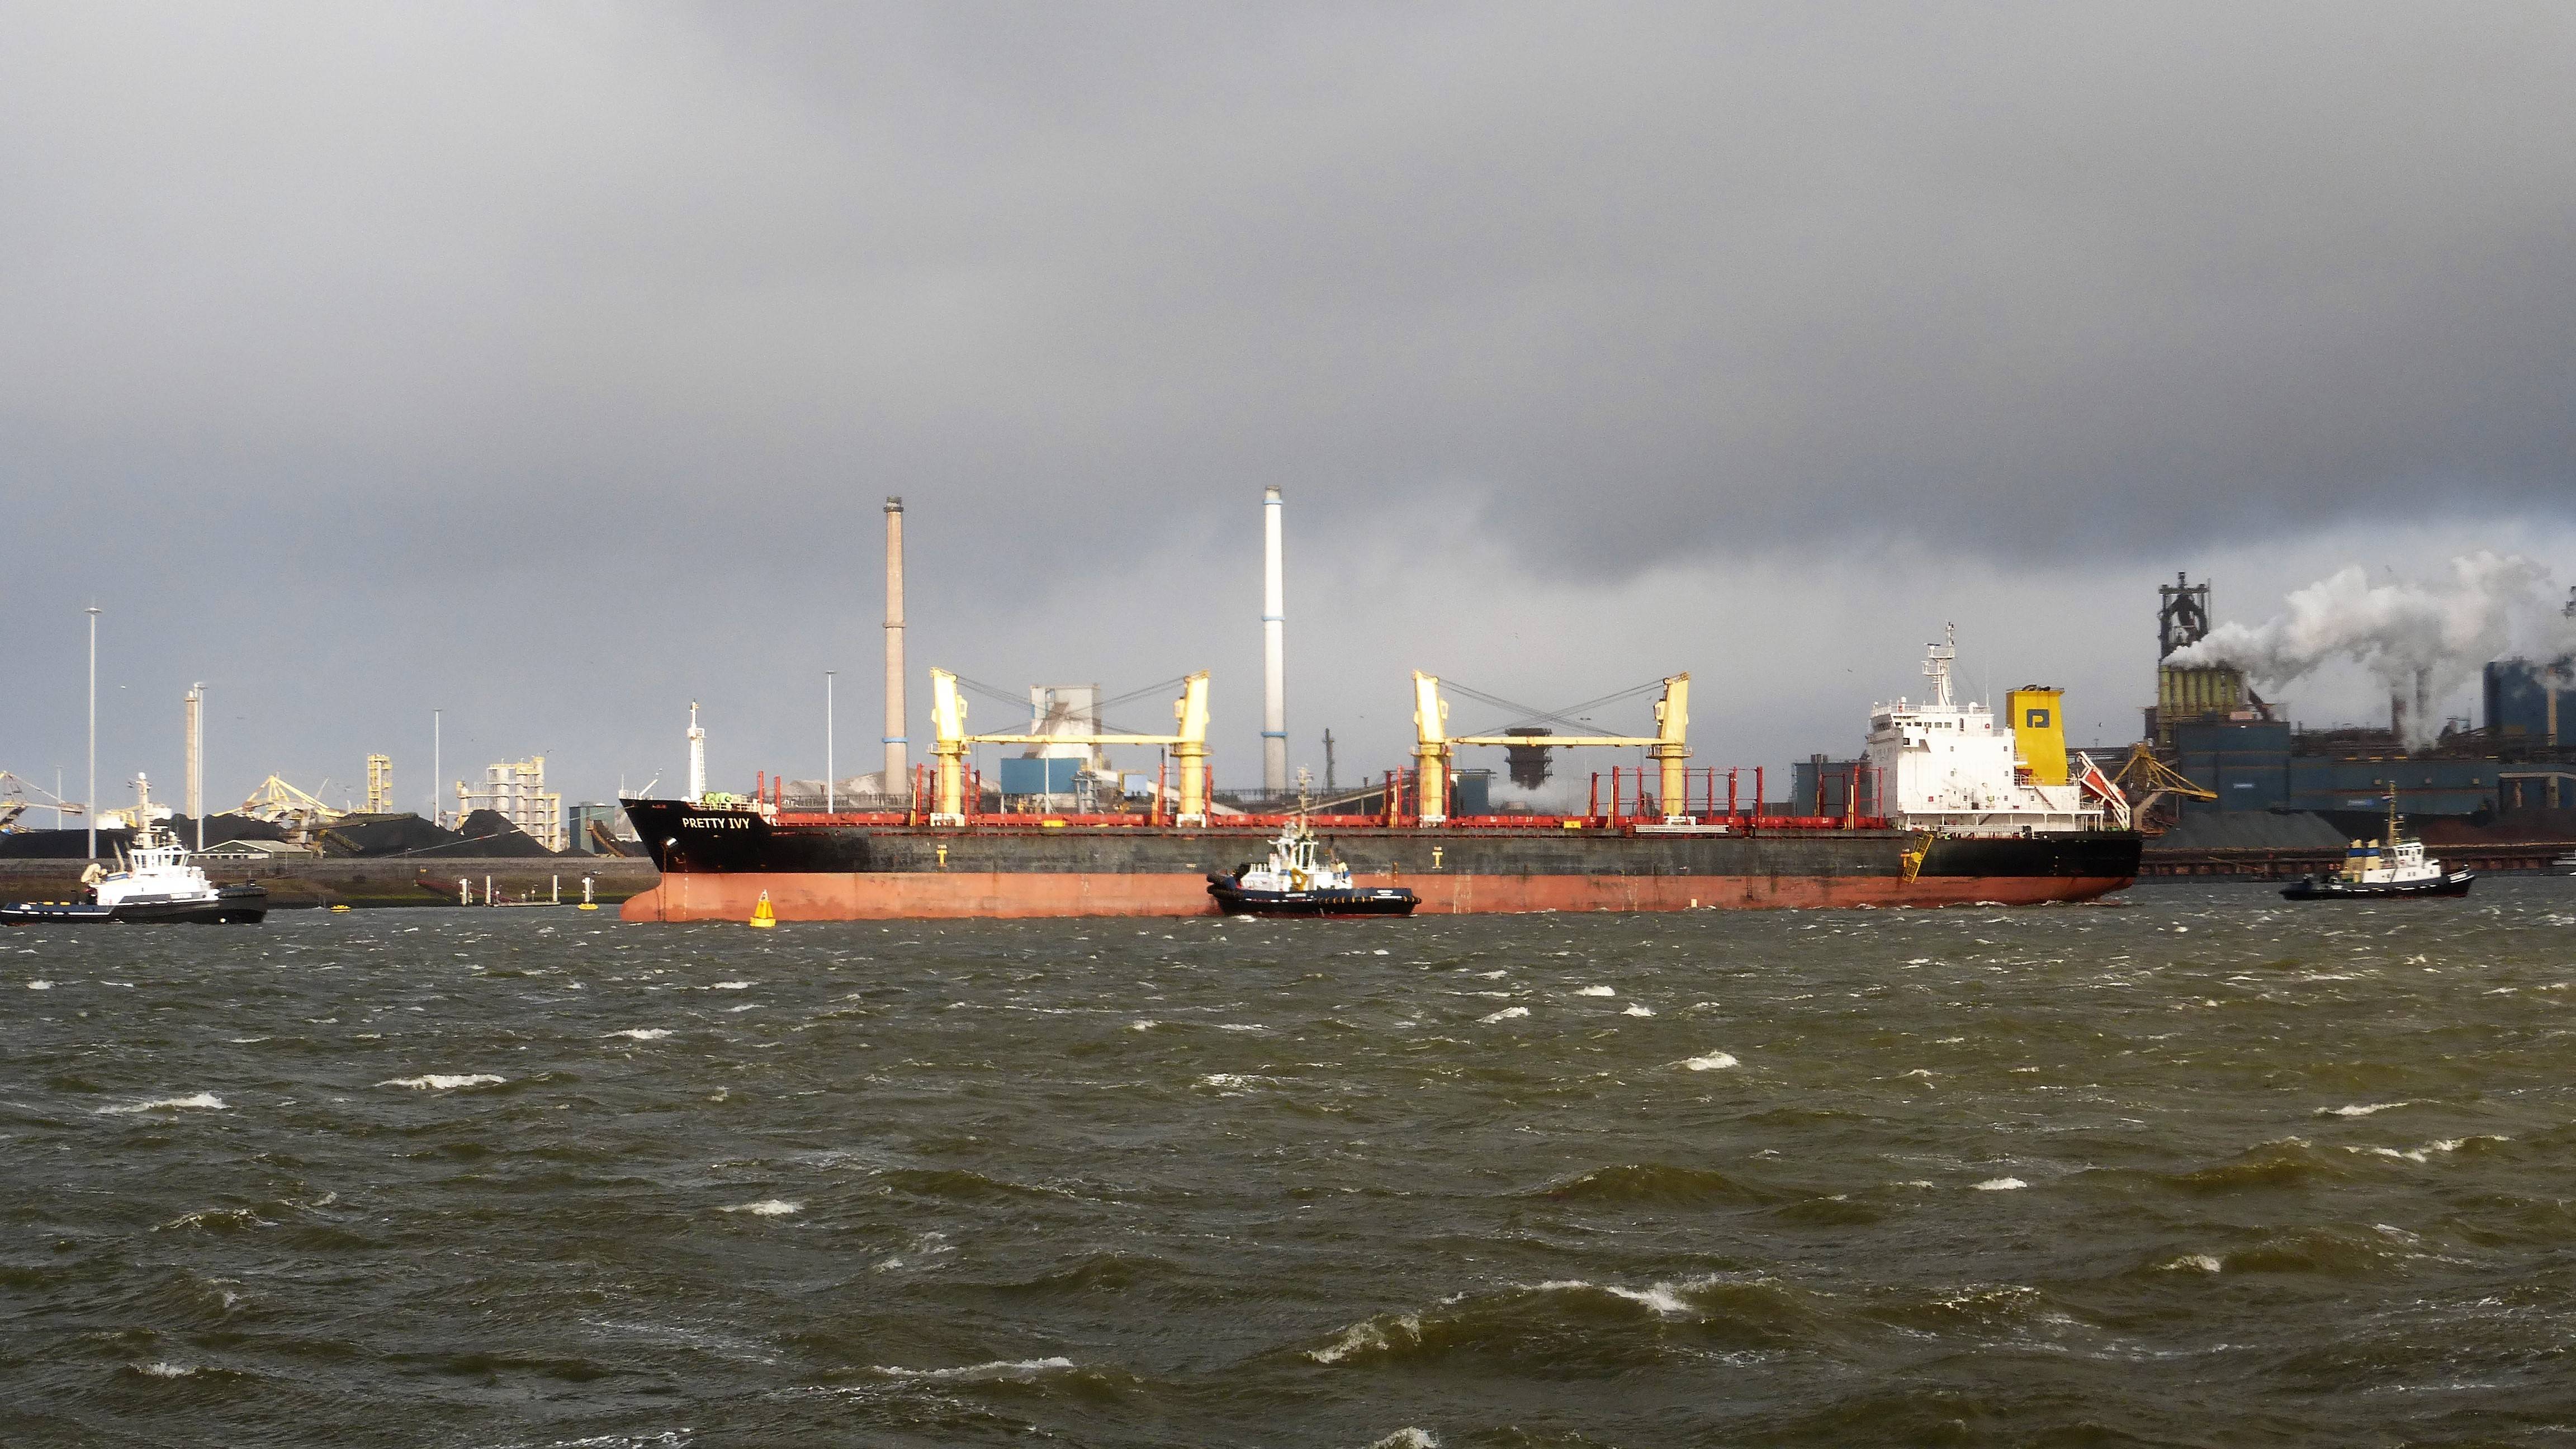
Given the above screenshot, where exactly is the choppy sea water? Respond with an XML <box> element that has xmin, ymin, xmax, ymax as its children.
<box><xmin>9</xmin><ymin>882</ymin><xmax>2576</xmax><ymax>1447</ymax></box>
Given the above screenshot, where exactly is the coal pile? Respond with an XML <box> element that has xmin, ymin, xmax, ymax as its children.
<box><xmin>0</xmin><ymin>813</ymin><xmax>287</xmax><ymax>859</ymax></box>
<box><xmin>316</xmin><ymin>813</ymin><xmax>470</xmax><ymax>858</ymax></box>
<box><xmin>438</xmin><ymin>809</ymin><xmax>560</xmax><ymax>858</ymax></box>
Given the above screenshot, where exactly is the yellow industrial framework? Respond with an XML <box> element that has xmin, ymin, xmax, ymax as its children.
<box><xmin>236</xmin><ymin>774</ymin><xmax>346</xmax><ymax>841</ymax></box>
<box><xmin>365</xmin><ymin>755</ymin><xmax>392</xmax><ymax>815</ymax></box>
<box><xmin>929</xmin><ymin>669</ymin><xmax>1213</xmax><ymax>825</ymax></box>
<box><xmin>2109</xmin><ymin>743</ymin><xmax>2216</xmax><ymax>833</ymax></box>
<box><xmin>1412</xmin><ymin>672</ymin><xmax>1692</xmax><ymax>823</ymax></box>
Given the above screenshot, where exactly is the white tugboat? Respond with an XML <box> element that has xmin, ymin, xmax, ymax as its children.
<box><xmin>0</xmin><ymin>775</ymin><xmax>268</xmax><ymax>925</ymax></box>
<box><xmin>1206</xmin><ymin>818</ymin><xmax>1418</xmax><ymax>918</ymax></box>
<box><xmin>2281</xmin><ymin>798</ymin><xmax>2473</xmax><ymax>902</ymax></box>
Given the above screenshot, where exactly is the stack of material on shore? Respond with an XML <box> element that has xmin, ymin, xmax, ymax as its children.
<box><xmin>0</xmin><ymin>813</ymin><xmax>290</xmax><ymax>859</ymax></box>
<box><xmin>316</xmin><ymin>813</ymin><xmax>468</xmax><ymax>858</ymax></box>
<box><xmin>439</xmin><ymin>809</ymin><xmax>560</xmax><ymax>857</ymax></box>
<box><xmin>2408</xmin><ymin>808</ymin><xmax>2576</xmax><ymax>846</ymax></box>
<box><xmin>2146</xmin><ymin>812</ymin><xmax>2350</xmax><ymax>853</ymax></box>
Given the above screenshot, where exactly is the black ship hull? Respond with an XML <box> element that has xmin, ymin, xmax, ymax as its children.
<box><xmin>619</xmin><ymin>799</ymin><xmax>2141</xmax><ymax>921</ymax></box>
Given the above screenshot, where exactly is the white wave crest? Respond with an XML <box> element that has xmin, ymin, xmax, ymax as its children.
<box><xmin>710</xmin><ymin>981</ymin><xmax>754</xmax><ymax>990</ymax></box>
<box><xmin>721</xmin><ymin>1199</ymin><xmax>802</xmax><ymax>1216</ymax></box>
<box><xmin>607</xmin><ymin>1028</ymin><xmax>673</xmax><ymax>1041</ymax></box>
<box><xmin>377</xmin><ymin>1074</ymin><xmax>505</xmax><ymax>1091</ymax></box>
<box><xmin>1681</xmin><ymin>1052</ymin><xmax>1737</xmax><ymax>1071</ymax></box>
<box><xmin>1973</xmin><ymin>1177</ymin><xmax>2028</xmax><ymax>1191</ymax></box>
<box><xmin>869</xmin><ymin>1356</ymin><xmax>1072</xmax><ymax>1382</ymax></box>
<box><xmin>2161</xmin><ymin>1254</ymin><xmax>2224</xmax><ymax>1272</ymax></box>
<box><xmin>1308</xmin><ymin>1314</ymin><xmax>1422</xmax><ymax>1364</ymax></box>
<box><xmin>1479</xmin><ymin>1006</ymin><xmax>1529</xmax><ymax>1024</ymax></box>
<box><xmin>1367</xmin><ymin>1432</ymin><xmax>1440</xmax><ymax>1449</ymax></box>
<box><xmin>1534</xmin><ymin>1277</ymin><xmax>1696</xmax><ymax>1317</ymax></box>
<box><xmin>134</xmin><ymin>1361</ymin><xmax>198</xmax><ymax>1377</ymax></box>
<box><xmin>1622</xmin><ymin>1004</ymin><xmax>1655</xmax><ymax>1016</ymax></box>
<box><xmin>2351</xmin><ymin>1134</ymin><xmax>2507</xmax><ymax>1163</ymax></box>
<box><xmin>2320</xmin><ymin>1101</ymin><xmax>2413</xmax><ymax>1117</ymax></box>
<box><xmin>26</xmin><ymin>979</ymin><xmax>53</xmax><ymax>990</ymax></box>
<box><xmin>1575</xmin><ymin>986</ymin><xmax>1616</xmax><ymax>997</ymax></box>
<box><xmin>98</xmin><ymin>1092</ymin><xmax>227</xmax><ymax>1114</ymax></box>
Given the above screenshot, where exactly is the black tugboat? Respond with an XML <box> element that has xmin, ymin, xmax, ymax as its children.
<box><xmin>2281</xmin><ymin>799</ymin><xmax>2474</xmax><ymax>902</ymax></box>
<box><xmin>1207</xmin><ymin>821</ymin><xmax>1418</xmax><ymax>918</ymax></box>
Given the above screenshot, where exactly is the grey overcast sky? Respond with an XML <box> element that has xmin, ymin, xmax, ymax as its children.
<box><xmin>5</xmin><ymin>2</ymin><xmax>2574</xmax><ymax>812</ymax></box>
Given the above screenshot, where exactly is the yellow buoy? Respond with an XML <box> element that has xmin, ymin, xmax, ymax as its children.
<box><xmin>576</xmin><ymin>902</ymin><xmax>600</xmax><ymax>911</ymax></box>
<box><xmin>329</xmin><ymin>904</ymin><xmax>351</xmax><ymax>912</ymax></box>
<box><xmin>749</xmin><ymin>890</ymin><xmax>777</xmax><ymax>929</ymax></box>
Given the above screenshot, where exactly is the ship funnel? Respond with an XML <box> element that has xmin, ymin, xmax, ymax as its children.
<box><xmin>1261</xmin><ymin>485</ymin><xmax>1287</xmax><ymax>794</ymax></box>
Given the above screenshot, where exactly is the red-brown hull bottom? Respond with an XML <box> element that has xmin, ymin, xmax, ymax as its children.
<box><xmin>621</xmin><ymin>872</ymin><xmax>2132</xmax><ymax>921</ymax></box>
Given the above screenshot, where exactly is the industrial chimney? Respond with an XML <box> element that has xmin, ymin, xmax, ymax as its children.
<box><xmin>884</xmin><ymin>497</ymin><xmax>908</xmax><ymax>792</ymax></box>
<box><xmin>1262</xmin><ymin>485</ymin><xmax>1287</xmax><ymax>794</ymax></box>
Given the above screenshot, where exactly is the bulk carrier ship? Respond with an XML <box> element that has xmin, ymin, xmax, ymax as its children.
<box><xmin>621</xmin><ymin>627</ymin><xmax>2141</xmax><ymax>922</ymax></box>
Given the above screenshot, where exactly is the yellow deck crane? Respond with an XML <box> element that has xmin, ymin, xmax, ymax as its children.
<box><xmin>1412</xmin><ymin>672</ymin><xmax>1693</xmax><ymax>824</ymax></box>
<box><xmin>929</xmin><ymin>669</ymin><xmax>1214</xmax><ymax>826</ymax></box>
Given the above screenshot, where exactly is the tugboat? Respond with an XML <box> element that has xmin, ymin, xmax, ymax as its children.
<box><xmin>1207</xmin><ymin>819</ymin><xmax>1418</xmax><ymax>918</ymax></box>
<box><xmin>2281</xmin><ymin>798</ymin><xmax>2473</xmax><ymax>902</ymax></box>
<box><xmin>0</xmin><ymin>776</ymin><xmax>268</xmax><ymax>925</ymax></box>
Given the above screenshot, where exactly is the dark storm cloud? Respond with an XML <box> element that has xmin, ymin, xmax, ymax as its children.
<box><xmin>7</xmin><ymin>3</ymin><xmax>2573</xmax><ymax>576</ymax></box>
<box><xmin>4</xmin><ymin>2</ymin><xmax>2573</xmax><ymax>803</ymax></box>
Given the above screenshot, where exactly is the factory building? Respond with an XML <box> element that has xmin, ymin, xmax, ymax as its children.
<box><xmin>2171</xmin><ymin>721</ymin><xmax>2503</xmax><ymax>817</ymax></box>
<box><xmin>565</xmin><ymin>802</ymin><xmax>628</xmax><ymax>854</ymax></box>
<box><xmin>1790</xmin><ymin>755</ymin><xmax>1881</xmax><ymax>817</ymax></box>
<box><xmin>2160</xmin><ymin>577</ymin><xmax>2574</xmax><ymax>822</ymax></box>
<box><xmin>2483</xmin><ymin>659</ymin><xmax>2574</xmax><ymax>749</ymax></box>
<box><xmin>456</xmin><ymin>757</ymin><xmax>565</xmax><ymax>851</ymax></box>
<box><xmin>2144</xmin><ymin>573</ymin><xmax>2264</xmax><ymax>746</ymax></box>
<box><xmin>997</xmin><ymin>685</ymin><xmax>1119</xmax><ymax>810</ymax></box>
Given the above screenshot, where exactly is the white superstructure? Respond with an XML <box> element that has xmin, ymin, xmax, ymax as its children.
<box><xmin>1234</xmin><ymin>819</ymin><xmax>1355</xmax><ymax>893</ymax></box>
<box><xmin>1864</xmin><ymin>628</ymin><xmax>2119</xmax><ymax>836</ymax></box>
<box><xmin>89</xmin><ymin>776</ymin><xmax>226</xmax><ymax>910</ymax></box>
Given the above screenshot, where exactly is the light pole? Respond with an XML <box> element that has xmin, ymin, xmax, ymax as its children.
<box><xmin>85</xmin><ymin>606</ymin><xmax>99</xmax><ymax>860</ymax></box>
<box><xmin>433</xmin><ymin>709</ymin><xmax>442</xmax><ymax>828</ymax></box>
<box><xmin>189</xmin><ymin>681</ymin><xmax>206</xmax><ymax>851</ymax></box>
<box><xmin>825</xmin><ymin>670</ymin><xmax>837</xmax><ymax>814</ymax></box>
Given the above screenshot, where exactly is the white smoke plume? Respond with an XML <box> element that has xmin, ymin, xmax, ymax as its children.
<box><xmin>2170</xmin><ymin>552</ymin><xmax>2560</xmax><ymax>744</ymax></box>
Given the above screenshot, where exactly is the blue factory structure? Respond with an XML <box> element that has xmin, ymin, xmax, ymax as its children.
<box><xmin>2156</xmin><ymin>579</ymin><xmax>2576</xmax><ymax>822</ymax></box>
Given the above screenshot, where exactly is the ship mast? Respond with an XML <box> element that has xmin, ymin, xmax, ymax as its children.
<box><xmin>1924</xmin><ymin>624</ymin><xmax>1957</xmax><ymax>708</ymax></box>
<box><xmin>686</xmin><ymin>702</ymin><xmax>707</xmax><ymax>804</ymax></box>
